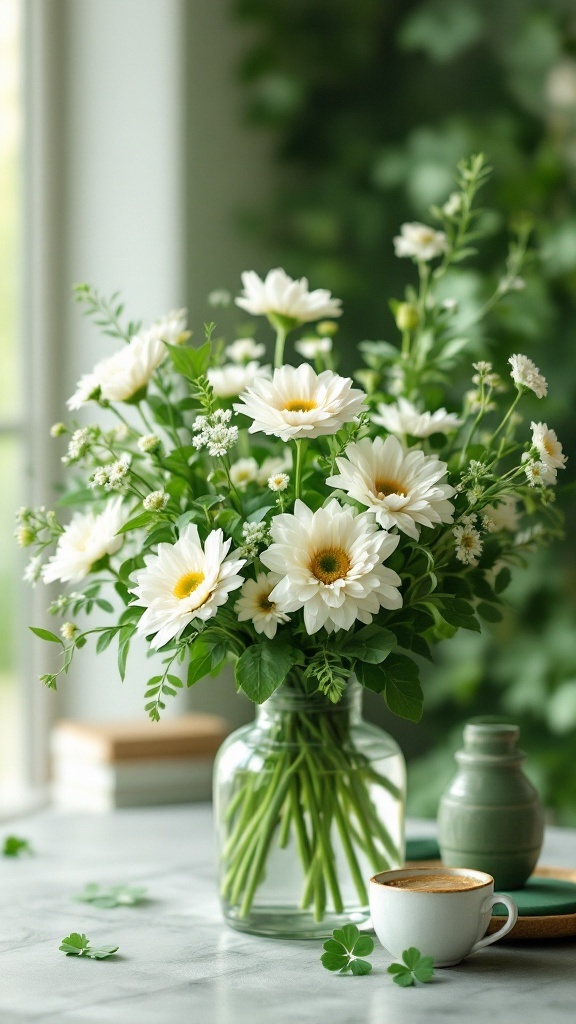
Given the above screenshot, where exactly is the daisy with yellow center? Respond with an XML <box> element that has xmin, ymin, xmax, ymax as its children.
<box><xmin>234</xmin><ymin>363</ymin><xmax>366</xmax><ymax>442</ymax></box>
<box><xmin>327</xmin><ymin>435</ymin><xmax>456</xmax><ymax>540</ymax></box>
<box><xmin>130</xmin><ymin>525</ymin><xmax>245</xmax><ymax>650</ymax></box>
<box><xmin>530</xmin><ymin>421</ymin><xmax>567</xmax><ymax>482</ymax></box>
<box><xmin>42</xmin><ymin>497</ymin><xmax>129</xmax><ymax>584</ymax></box>
<box><xmin>236</xmin><ymin>571</ymin><xmax>291</xmax><ymax>639</ymax></box>
<box><xmin>260</xmin><ymin>499</ymin><xmax>402</xmax><ymax>635</ymax></box>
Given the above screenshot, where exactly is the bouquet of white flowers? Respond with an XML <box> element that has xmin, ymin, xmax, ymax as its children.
<box><xmin>19</xmin><ymin>155</ymin><xmax>565</xmax><ymax>936</ymax></box>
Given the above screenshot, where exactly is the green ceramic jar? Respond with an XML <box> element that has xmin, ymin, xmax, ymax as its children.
<box><xmin>437</xmin><ymin>718</ymin><xmax>544</xmax><ymax>889</ymax></box>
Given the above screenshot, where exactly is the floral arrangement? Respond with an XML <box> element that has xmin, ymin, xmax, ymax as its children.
<box><xmin>18</xmin><ymin>155</ymin><xmax>566</xmax><ymax>926</ymax></box>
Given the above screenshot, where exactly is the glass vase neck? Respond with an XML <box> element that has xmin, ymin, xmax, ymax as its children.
<box><xmin>256</xmin><ymin>678</ymin><xmax>362</xmax><ymax>720</ymax></box>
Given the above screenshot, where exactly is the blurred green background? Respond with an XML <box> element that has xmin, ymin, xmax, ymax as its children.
<box><xmin>233</xmin><ymin>0</ymin><xmax>576</xmax><ymax>822</ymax></box>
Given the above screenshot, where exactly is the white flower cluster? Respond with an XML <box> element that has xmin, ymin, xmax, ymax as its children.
<box><xmin>143</xmin><ymin>490</ymin><xmax>169</xmax><ymax>511</ymax></box>
<box><xmin>240</xmin><ymin>520</ymin><xmax>270</xmax><ymax>558</ymax></box>
<box><xmin>522</xmin><ymin>421</ymin><xmax>567</xmax><ymax>487</ymax></box>
<box><xmin>453</xmin><ymin>514</ymin><xmax>483</xmax><ymax>567</ymax></box>
<box><xmin>508</xmin><ymin>354</ymin><xmax>548</xmax><ymax>399</ymax></box>
<box><xmin>62</xmin><ymin>427</ymin><xmax>94</xmax><ymax>464</ymax></box>
<box><xmin>89</xmin><ymin>454</ymin><xmax>132</xmax><ymax>491</ymax></box>
<box><xmin>138</xmin><ymin>433</ymin><xmax>164</xmax><ymax>456</ymax></box>
<box><xmin>192</xmin><ymin>409</ymin><xmax>238</xmax><ymax>457</ymax></box>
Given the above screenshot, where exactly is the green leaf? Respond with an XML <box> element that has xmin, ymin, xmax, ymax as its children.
<box><xmin>413</xmin><ymin>958</ymin><xmax>435</xmax><ymax>983</ymax></box>
<box><xmin>117</xmin><ymin>512</ymin><xmax>155</xmax><ymax>535</ymax></box>
<box><xmin>350</xmin><ymin>958</ymin><xmax>372</xmax><ymax>976</ymax></box>
<box><xmin>402</xmin><ymin>947</ymin><xmax>421</xmax><ymax>970</ymax></box>
<box><xmin>341</xmin><ymin>624</ymin><xmax>395</xmax><ymax>664</ymax></box>
<box><xmin>187</xmin><ymin>637</ymin><xmax>226</xmax><ymax>687</ymax></box>
<box><xmin>29</xmin><ymin>626</ymin><xmax>63</xmax><ymax>645</ymax></box>
<box><xmin>355</xmin><ymin>661</ymin><xmax>387</xmax><ymax>694</ymax></box>
<box><xmin>352</xmin><ymin>934</ymin><xmax>375</xmax><ymax>957</ymax></box>
<box><xmin>323</xmin><ymin>938</ymin><xmax>346</xmax><ymax>955</ymax></box>
<box><xmin>477</xmin><ymin>602</ymin><xmax>503</xmax><ymax>623</ymax></box>
<box><xmin>74</xmin><ymin>883</ymin><xmax>147</xmax><ymax>908</ymax></box>
<box><xmin>389</xmin><ymin>967</ymin><xmax>414</xmax><ymax>987</ymax></box>
<box><xmin>383</xmin><ymin>657</ymin><xmax>423</xmax><ymax>722</ymax></box>
<box><xmin>59</xmin><ymin>933</ymin><xmax>89</xmax><ymax>956</ymax></box>
<box><xmin>167</xmin><ymin>340</ymin><xmax>211</xmax><ymax>380</ymax></box>
<box><xmin>87</xmin><ymin>945</ymin><xmax>119</xmax><ymax>960</ymax></box>
<box><xmin>495</xmin><ymin>567</ymin><xmax>512</xmax><ymax>594</ymax></box>
<box><xmin>235</xmin><ymin>642</ymin><xmax>297</xmax><ymax>703</ymax></box>
<box><xmin>321</xmin><ymin>952</ymin><xmax>349</xmax><ymax>972</ymax></box>
<box><xmin>387</xmin><ymin>947</ymin><xmax>435</xmax><ymax>986</ymax></box>
<box><xmin>2</xmin><ymin>835</ymin><xmax>33</xmax><ymax>857</ymax></box>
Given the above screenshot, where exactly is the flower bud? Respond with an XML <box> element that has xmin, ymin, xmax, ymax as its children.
<box><xmin>395</xmin><ymin>303</ymin><xmax>419</xmax><ymax>332</ymax></box>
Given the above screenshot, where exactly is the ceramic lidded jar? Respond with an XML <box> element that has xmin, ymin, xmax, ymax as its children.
<box><xmin>437</xmin><ymin>718</ymin><xmax>544</xmax><ymax>889</ymax></box>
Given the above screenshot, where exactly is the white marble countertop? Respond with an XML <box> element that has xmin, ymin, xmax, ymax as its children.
<box><xmin>0</xmin><ymin>805</ymin><xmax>575</xmax><ymax>1024</ymax></box>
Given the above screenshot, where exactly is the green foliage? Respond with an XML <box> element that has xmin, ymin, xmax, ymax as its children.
<box><xmin>59</xmin><ymin>933</ymin><xmax>119</xmax><ymax>959</ymax></box>
<box><xmin>74</xmin><ymin>883</ymin><xmax>147</xmax><ymax>908</ymax></box>
<box><xmin>2</xmin><ymin>835</ymin><xmax>33</xmax><ymax>857</ymax></box>
<box><xmin>387</xmin><ymin>947</ymin><xmax>435</xmax><ymax>986</ymax></box>
<box><xmin>321</xmin><ymin>923</ymin><xmax>374</xmax><ymax>975</ymax></box>
<box><xmin>235</xmin><ymin>641</ymin><xmax>299</xmax><ymax>702</ymax></box>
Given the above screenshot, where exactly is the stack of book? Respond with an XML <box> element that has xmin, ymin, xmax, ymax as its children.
<box><xmin>50</xmin><ymin>714</ymin><xmax>229</xmax><ymax>810</ymax></box>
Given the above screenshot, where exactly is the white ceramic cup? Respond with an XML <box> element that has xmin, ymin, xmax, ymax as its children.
<box><xmin>369</xmin><ymin>866</ymin><xmax>518</xmax><ymax>967</ymax></box>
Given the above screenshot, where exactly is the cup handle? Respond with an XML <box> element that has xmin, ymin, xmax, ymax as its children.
<box><xmin>469</xmin><ymin>894</ymin><xmax>519</xmax><ymax>955</ymax></box>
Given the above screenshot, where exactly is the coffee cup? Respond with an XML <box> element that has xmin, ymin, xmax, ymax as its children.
<box><xmin>369</xmin><ymin>867</ymin><xmax>518</xmax><ymax>967</ymax></box>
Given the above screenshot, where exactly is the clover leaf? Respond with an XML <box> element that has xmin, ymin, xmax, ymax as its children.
<box><xmin>387</xmin><ymin>947</ymin><xmax>435</xmax><ymax>986</ymax></box>
<box><xmin>73</xmin><ymin>883</ymin><xmax>147</xmax><ymax>908</ymax></box>
<box><xmin>2</xmin><ymin>835</ymin><xmax>33</xmax><ymax>857</ymax></box>
<box><xmin>59</xmin><ymin>933</ymin><xmax>119</xmax><ymax>959</ymax></box>
<box><xmin>321</xmin><ymin>923</ymin><xmax>374</xmax><ymax>975</ymax></box>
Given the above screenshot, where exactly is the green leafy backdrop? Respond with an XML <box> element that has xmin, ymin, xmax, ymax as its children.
<box><xmin>232</xmin><ymin>0</ymin><xmax>576</xmax><ymax>822</ymax></box>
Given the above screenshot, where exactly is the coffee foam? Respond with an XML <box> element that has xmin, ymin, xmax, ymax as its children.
<box><xmin>385</xmin><ymin>873</ymin><xmax>483</xmax><ymax>892</ymax></box>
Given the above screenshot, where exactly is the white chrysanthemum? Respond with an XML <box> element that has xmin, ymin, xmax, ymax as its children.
<box><xmin>207</xmin><ymin>361</ymin><xmax>270</xmax><ymax>398</ymax></box>
<box><xmin>261</xmin><ymin>499</ymin><xmax>402</xmax><ymax>635</ymax></box>
<box><xmin>93</xmin><ymin>333</ymin><xmax>166</xmax><ymax>403</ymax></box>
<box><xmin>295</xmin><ymin>336</ymin><xmax>333</xmax><ymax>360</ymax></box>
<box><xmin>147</xmin><ymin>309</ymin><xmax>190</xmax><ymax>347</ymax></box>
<box><xmin>130</xmin><ymin>525</ymin><xmax>245</xmax><ymax>649</ymax></box>
<box><xmin>508</xmin><ymin>354</ymin><xmax>547</xmax><ymax>399</ymax></box>
<box><xmin>372</xmin><ymin>397</ymin><xmax>462</xmax><ymax>438</ymax></box>
<box><xmin>66</xmin><ymin>373</ymin><xmax>101</xmax><ymax>411</ymax></box>
<box><xmin>225</xmin><ymin>338</ymin><xmax>266</xmax><ymax>363</ymax></box>
<box><xmin>531</xmin><ymin>421</ymin><xmax>566</xmax><ymax>478</ymax></box>
<box><xmin>483</xmin><ymin>496</ymin><xmax>520</xmax><ymax>533</ymax></box>
<box><xmin>393</xmin><ymin>223</ymin><xmax>448</xmax><ymax>261</ymax></box>
<box><xmin>236</xmin><ymin>571</ymin><xmax>290</xmax><ymax>639</ymax></box>
<box><xmin>230</xmin><ymin>457</ymin><xmax>259</xmax><ymax>489</ymax></box>
<box><xmin>42</xmin><ymin>497</ymin><xmax>128</xmax><ymax>584</ymax></box>
<box><xmin>235</xmin><ymin>268</ymin><xmax>342</xmax><ymax>323</ymax></box>
<box><xmin>234</xmin><ymin>364</ymin><xmax>366</xmax><ymax>442</ymax></box>
<box><xmin>268</xmin><ymin>472</ymin><xmax>290</xmax><ymax>492</ymax></box>
<box><xmin>327</xmin><ymin>435</ymin><xmax>455</xmax><ymax>540</ymax></box>
<box><xmin>522</xmin><ymin>457</ymin><xmax>553</xmax><ymax>487</ymax></box>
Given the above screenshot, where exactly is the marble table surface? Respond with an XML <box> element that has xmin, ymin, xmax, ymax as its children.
<box><xmin>0</xmin><ymin>805</ymin><xmax>575</xmax><ymax>1024</ymax></box>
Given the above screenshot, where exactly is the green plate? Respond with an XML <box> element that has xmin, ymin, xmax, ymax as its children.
<box><xmin>492</xmin><ymin>878</ymin><xmax>576</xmax><ymax>918</ymax></box>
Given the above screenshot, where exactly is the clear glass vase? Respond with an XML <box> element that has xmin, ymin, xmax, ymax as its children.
<box><xmin>213</xmin><ymin>679</ymin><xmax>406</xmax><ymax>938</ymax></box>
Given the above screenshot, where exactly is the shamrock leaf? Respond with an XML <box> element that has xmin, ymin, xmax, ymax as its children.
<box><xmin>321</xmin><ymin>923</ymin><xmax>375</xmax><ymax>975</ymax></box>
<box><xmin>2</xmin><ymin>835</ymin><xmax>33</xmax><ymax>857</ymax></box>
<box><xmin>59</xmin><ymin>933</ymin><xmax>119</xmax><ymax>959</ymax></box>
<box><xmin>73</xmin><ymin>883</ymin><xmax>147</xmax><ymax>909</ymax></box>
<box><xmin>387</xmin><ymin>947</ymin><xmax>435</xmax><ymax>987</ymax></box>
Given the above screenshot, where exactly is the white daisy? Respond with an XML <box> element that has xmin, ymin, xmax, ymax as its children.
<box><xmin>294</xmin><ymin>336</ymin><xmax>333</xmax><ymax>360</ymax></box>
<box><xmin>42</xmin><ymin>497</ymin><xmax>128</xmax><ymax>584</ymax></box>
<box><xmin>91</xmin><ymin>333</ymin><xmax>166</xmax><ymax>403</ymax></box>
<box><xmin>235</xmin><ymin>268</ymin><xmax>342</xmax><ymax>324</ymax></box>
<box><xmin>522</xmin><ymin>457</ymin><xmax>554</xmax><ymax>487</ymax></box>
<box><xmin>207</xmin><ymin>361</ymin><xmax>270</xmax><ymax>399</ymax></box>
<box><xmin>66</xmin><ymin>373</ymin><xmax>101</xmax><ymax>411</ymax></box>
<box><xmin>225</xmin><ymin>338</ymin><xmax>266</xmax><ymax>363</ymax></box>
<box><xmin>268</xmin><ymin>472</ymin><xmax>290</xmax><ymax>492</ymax></box>
<box><xmin>147</xmin><ymin>309</ymin><xmax>190</xmax><ymax>347</ymax></box>
<box><xmin>372</xmin><ymin>397</ymin><xmax>462</xmax><ymax>438</ymax></box>
<box><xmin>130</xmin><ymin>525</ymin><xmax>245</xmax><ymax>650</ymax></box>
<box><xmin>327</xmin><ymin>435</ymin><xmax>455</xmax><ymax>540</ymax></box>
<box><xmin>234</xmin><ymin>364</ymin><xmax>366</xmax><ymax>442</ymax></box>
<box><xmin>260</xmin><ymin>499</ymin><xmax>402</xmax><ymax>635</ymax></box>
<box><xmin>393</xmin><ymin>223</ymin><xmax>448</xmax><ymax>262</ymax></box>
<box><xmin>229</xmin><ymin>457</ymin><xmax>259</xmax><ymax>489</ymax></box>
<box><xmin>508</xmin><ymin>354</ymin><xmax>547</xmax><ymax>398</ymax></box>
<box><xmin>236</xmin><ymin>572</ymin><xmax>290</xmax><ymax>639</ymax></box>
<box><xmin>531</xmin><ymin>421</ymin><xmax>566</xmax><ymax>478</ymax></box>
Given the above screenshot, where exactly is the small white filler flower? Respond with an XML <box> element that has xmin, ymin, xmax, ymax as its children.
<box><xmin>372</xmin><ymin>397</ymin><xmax>462</xmax><ymax>438</ymax></box>
<box><xmin>131</xmin><ymin>525</ymin><xmax>245</xmax><ymax>649</ymax></box>
<box><xmin>393</xmin><ymin>223</ymin><xmax>448</xmax><ymax>262</ymax></box>
<box><xmin>236</xmin><ymin>572</ymin><xmax>290</xmax><ymax>639</ymax></box>
<box><xmin>235</xmin><ymin>268</ymin><xmax>342</xmax><ymax>324</ymax></box>
<box><xmin>453</xmin><ymin>515</ymin><xmax>483</xmax><ymax>566</ymax></box>
<box><xmin>260</xmin><ymin>499</ymin><xmax>402</xmax><ymax>635</ymax></box>
<box><xmin>234</xmin><ymin>364</ymin><xmax>366</xmax><ymax>442</ymax></box>
<box><xmin>43</xmin><ymin>497</ymin><xmax>128</xmax><ymax>584</ymax></box>
<box><xmin>327</xmin><ymin>435</ymin><xmax>455</xmax><ymax>540</ymax></box>
<box><xmin>508</xmin><ymin>354</ymin><xmax>548</xmax><ymax>399</ymax></box>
